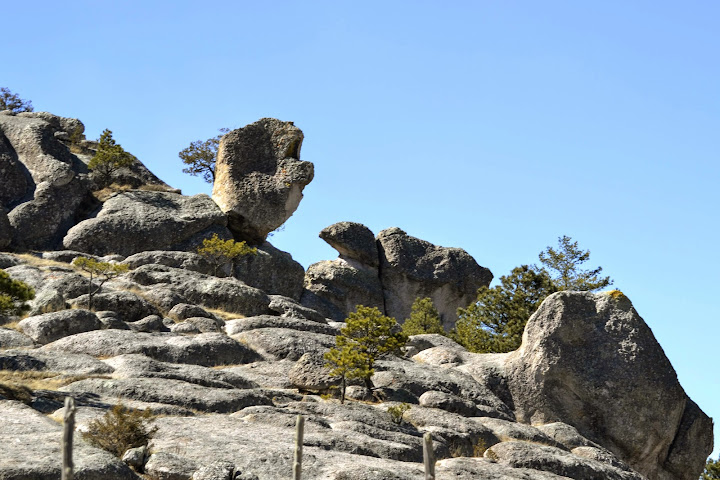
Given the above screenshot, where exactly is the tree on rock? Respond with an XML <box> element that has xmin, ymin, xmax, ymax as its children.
<box><xmin>88</xmin><ymin>129</ymin><xmax>136</xmax><ymax>187</ymax></box>
<box><xmin>72</xmin><ymin>257</ymin><xmax>129</xmax><ymax>310</ymax></box>
<box><xmin>0</xmin><ymin>270</ymin><xmax>34</xmax><ymax>319</ymax></box>
<box><xmin>324</xmin><ymin>305</ymin><xmax>406</xmax><ymax>401</ymax></box>
<box><xmin>197</xmin><ymin>233</ymin><xmax>257</xmax><ymax>276</ymax></box>
<box><xmin>453</xmin><ymin>266</ymin><xmax>557</xmax><ymax>353</ymax></box>
<box><xmin>179</xmin><ymin>128</ymin><xmax>229</xmax><ymax>183</ymax></box>
<box><xmin>537</xmin><ymin>235</ymin><xmax>612</xmax><ymax>291</ymax></box>
<box><xmin>402</xmin><ymin>297</ymin><xmax>445</xmax><ymax>336</ymax></box>
<box><xmin>0</xmin><ymin>87</ymin><xmax>33</xmax><ymax>113</ymax></box>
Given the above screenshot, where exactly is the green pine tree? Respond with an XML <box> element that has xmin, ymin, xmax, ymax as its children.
<box><xmin>72</xmin><ymin>257</ymin><xmax>129</xmax><ymax>310</ymax></box>
<box><xmin>88</xmin><ymin>129</ymin><xmax>136</xmax><ymax>187</ymax></box>
<box><xmin>537</xmin><ymin>235</ymin><xmax>612</xmax><ymax>291</ymax></box>
<box><xmin>402</xmin><ymin>297</ymin><xmax>445</xmax><ymax>336</ymax></box>
<box><xmin>196</xmin><ymin>233</ymin><xmax>257</xmax><ymax>276</ymax></box>
<box><xmin>0</xmin><ymin>87</ymin><xmax>33</xmax><ymax>113</ymax></box>
<box><xmin>702</xmin><ymin>456</ymin><xmax>720</xmax><ymax>480</ymax></box>
<box><xmin>179</xmin><ymin>128</ymin><xmax>229</xmax><ymax>183</ymax></box>
<box><xmin>324</xmin><ymin>305</ymin><xmax>407</xmax><ymax>402</ymax></box>
<box><xmin>452</xmin><ymin>266</ymin><xmax>557</xmax><ymax>353</ymax></box>
<box><xmin>0</xmin><ymin>269</ymin><xmax>34</xmax><ymax>319</ymax></box>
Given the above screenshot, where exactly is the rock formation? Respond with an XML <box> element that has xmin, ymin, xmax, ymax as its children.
<box><xmin>0</xmin><ymin>110</ymin><xmax>712</xmax><ymax>480</ymax></box>
<box><xmin>505</xmin><ymin>291</ymin><xmax>713</xmax><ymax>480</ymax></box>
<box><xmin>377</xmin><ymin>227</ymin><xmax>494</xmax><ymax>329</ymax></box>
<box><xmin>63</xmin><ymin>191</ymin><xmax>231</xmax><ymax>256</ymax></box>
<box><xmin>302</xmin><ymin>222</ymin><xmax>493</xmax><ymax>328</ymax></box>
<box><xmin>211</xmin><ymin>118</ymin><xmax>314</xmax><ymax>244</ymax></box>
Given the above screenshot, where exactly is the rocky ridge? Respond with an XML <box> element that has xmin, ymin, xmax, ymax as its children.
<box><xmin>0</xmin><ymin>112</ymin><xmax>712</xmax><ymax>480</ymax></box>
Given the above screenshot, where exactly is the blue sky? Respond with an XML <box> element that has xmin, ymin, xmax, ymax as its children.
<box><xmin>5</xmin><ymin>1</ymin><xmax>718</xmax><ymax>457</ymax></box>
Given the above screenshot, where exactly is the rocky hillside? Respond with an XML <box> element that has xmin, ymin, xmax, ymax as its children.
<box><xmin>0</xmin><ymin>111</ymin><xmax>713</xmax><ymax>480</ymax></box>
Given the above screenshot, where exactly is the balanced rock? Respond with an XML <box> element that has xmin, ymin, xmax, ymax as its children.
<box><xmin>63</xmin><ymin>190</ymin><xmax>230</xmax><ymax>256</ymax></box>
<box><xmin>377</xmin><ymin>227</ymin><xmax>493</xmax><ymax>329</ymax></box>
<box><xmin>505</xmin><ymin>291</ymin><xmax>713</xmax><ymax>480</ymax></box>
<box><xmin>211</xmin><ymin>118</ymin><xmax>314</xmax><ymax>243</ymax></box>
<box><xmin>319</xmin><ymin>221</ymin><xmax>379</xmax><ymax>267</ymax></box>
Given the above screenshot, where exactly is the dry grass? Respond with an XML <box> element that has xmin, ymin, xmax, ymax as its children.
<box><xmin>14</xmin><ymin>253</ymin><xmax>71</xmax><ymax>269</ymax></box>
<box><xmin>205</xmin><ymin>307</ymin><xmax>245</xmax><ymax>322</ymax></box>
<box><xmin>1</xmin><ymin>320</ymin><xmax>22</xmax><ymax>331</ymax></box>
<box><xmin>137</xmin><ymin>183</ymin><xmax>174</xmax><ymax>192</ymax></box>
<box><xmin>92</xmin><ymin>183</ymin><xmax>133</xmax><ymax>202</ymax></box>
<box><xmin>0</xmin><ymin>370</ymin><xmax>110</xmax><ymax>391</ymax></box>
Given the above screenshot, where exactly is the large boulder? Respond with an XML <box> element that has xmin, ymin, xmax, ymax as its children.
<box><xmin>319</xmin><ymin>221</ymin><xmax>379</xmax><ymax>267</ymax></box>
<box><xmin>0</xmin><ymin>128</ymin><xmax>29</xmax><ymax>208</ymax></box>
<box><xmin>0</xmin><ymin>208</ymin><xmax>10</xmax><ymax>249</ymax></box>
<box><xmin>233</xmin><ymin>241</ymin><xmax>305</xmax><ymax>300</ymax></box>
<box><xmin>377</xmin><ymin>227</ymin><xmax>493</xmax><ymax>329</ymax></box>
<box><xmin>505</xmin><ymin>291</ymin><xmax>713</xmax><ymax>480</ymax></box>
<box><xmin>63</xmin><ymin>190</ymin><xmax>231</xmax><ymax>256</ymax></box>
<box><xmin>300</xmin><ymin>259</ymin><xmax>384</xmax><ymax>322</ymax></box>
<box><xmin>211</xmin><ymin>118</ymin><xmax>314</xmax><ymax>244</ymax></box>
<box><xmin>18</xmin><ymin>309</ymin><xmax>103</xmax><ymax>344</ymax></box>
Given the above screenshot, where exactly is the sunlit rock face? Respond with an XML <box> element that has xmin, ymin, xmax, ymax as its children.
<box><xmin>211</xmin><ymin>118</ymin><xmax>314</xmax><ymax>244</ymax></box>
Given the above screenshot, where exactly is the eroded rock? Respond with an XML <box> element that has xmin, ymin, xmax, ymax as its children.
<box><xmin>211</xmin><ymin>118</ymin><xmax>314</xmax><ymax>243</ymax></box>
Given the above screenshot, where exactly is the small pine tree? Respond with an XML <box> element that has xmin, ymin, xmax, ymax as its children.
<box><xmin>324</xmin><ymin>305</ymin><xmax>407</xmax><ymax>402</ymax></box>
<box><xmin>88</xmin><ymin>129</ymin><xmax>136</xmax><ymax>187</ymax></box>
<box><xmin>0</xmin><ymin>270</ymin><xmax>34</xmax><ymax>318</ymax></box>
<box><xmin>452</xmin><ymin>266</ymin><xmax>557</xmax><ymax>353</ymax></box>
<box><xmin>0</xmin><ymin>88</ymin><xmax>33</xmax><ymax>113</ymax></box>
<box><xmin>82</xmin><ymin>404</ymin><xmax>157</xmax><ymax>458</ymax></box>
<box><xmin>402</xmin><ymin>297</ymin><xmax>445</xmax><ymax>336</ymax></box>
<box><xmin>537</xmin><ymin>235</ymin><xmax>612</xmax><ymax>291</ymax></box>
<box><xmin>197</xmin><ymin>233</ymin><xmax>258</xmax><ymax>276</ymax></box>
<box><xmin>179</xmin><ymin>128</ymin><xmax>229</xmax><ymax>183</ymax></box>
<box><xmin>703</xmin><ymin>456</ymin><xmax>720</xmax><ymax>480</ymax></box>
<box><xmin>72</xmin><ymin>257</ymin><xmax>129</xmax><ymax>310</ymax></box>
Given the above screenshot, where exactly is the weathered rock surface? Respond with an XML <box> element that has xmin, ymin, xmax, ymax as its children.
<box><xmin>105</xmin><ymin>354</ymin><xmax>259</xmax><ymax>389</ymax></box>
<box><xmin>233</xmin><ymin>241</ymin><xmax>305</xmax><ymax>300</ymax></box>
<box><xmin>122</xmin><ymin>250</ymin><xmax>214</xmax><ymax>275</ymax></box>
<box><xmin>61</xmin><ymin>377</ymin><xmax>274</xmax><ymax>413</ymax></box>
<box><xmin>224</xmin><ymin>315</ymin><xmax>337</xmax><ymax>336</ymax></box>
<box><xmin>0</xmin><ymin>327</ymin><xmax>35</xmax><ymax>348</ymax></box>
<box><xmin>43</xmin><ymin>330</ymin><xmax>259</xmax><ymax>366</ymax></box>
<box><xmin>505</xmin><ymin>291</ymin><xmax>713</xmax><ymax>480</ymax></box>
<box><xmin>319</xmin><ymin>221</ymin><xmax>379</xmax><ymax>267</ymax></box>
<box><xmin>70</xmin><ymin>290</ymin><xmax>160</xmax><ymax>322</ymax></box>
<box><xmin>377</xmin><ymin>227</ymin><xmax>493</xmax><ymax>329</ymax></box>
<box><xmin>0</xmin><ymin>127</ymin><xmax>30</xmax><ymax>208</ymax></box>
<box><xmin>230</xmin><ymin>327</ymin><xmax>335</xmax><ymax>361</ymax></box>
<box><xmin>300</xmin><ymin>259</ymin><xmax>385</xmax><ymax>321</ymax></box>
<box><xmin>0</xmin><ymin>400</ymin><xmax>139</xmax><ymax>479</ymax></box>
<box><xmin>211</xmin><ymin>118</ymin><xmax>314</xmax><ymax>243</ymax></box>
<box><xmin>18</xmin><ymin>308</ymin><xmax>102</xmax><ymax>344</ymax></box>
<box><xmin>125</xmin><ymin>264</ymin><xmax>270</xmax><ymax>317</ymax></box>
<box><xmin>288</xmin><ymin>352</ymin><xmax>339</xmax><ymax>391</ymax></box>
<box><xmin>63</xmin><ymin>191</ymin><xmax>230</xmax><ymax>256</ymax></box>
<box><xmin>0</xmin><ymin>348</ymin><xmax>113</xmax><ymax>375</ymax></box>
<box><xmin>267</xmin><ymin>294</ymin><xmax>327</xmax><ymax>323</ymax></box>
<box><xmin>0</xmin><ymin>207</ymin><xmax>11</xmax><ymax>249</ymax></box>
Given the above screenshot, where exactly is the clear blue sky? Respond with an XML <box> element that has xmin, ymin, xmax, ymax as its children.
<box><xmin>5</xmin><ymin>1</ymin><xmax>718</xmax><ymax>457</ymax></box>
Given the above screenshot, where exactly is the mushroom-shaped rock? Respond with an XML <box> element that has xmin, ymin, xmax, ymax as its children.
<box><xmin>376</xmin><ymin>227</ymin><xmax>493</xmax><ymax>329</ymax></box>
<box><xmin>505</xmin><ymin>291</ymin><xmax>713</xmax><ymax>480</ymax></box>
<box><xmin>319</xmin><ymin>221</ymin><xmax>379</xmax><ymax>267</ymax></box>
<box><xmin>211</xmin><ymin>118</ymin><xmax>314</xmax><ymax>244</ymax></box>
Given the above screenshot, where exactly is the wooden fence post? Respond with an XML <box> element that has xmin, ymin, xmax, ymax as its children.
<box><xmin>62</xmin><ymin>396</ymin><xmax>76</xmax><ymax>480</ymax></box>
<box><xmin>293</xmin><ymin>414</ymin><xmax>304</xmax><ymax>480</ymax></box>
<box><xmin>423</xmin><ymin>432</ymin><xmax>435</xmax><ymax>480</ymax></box>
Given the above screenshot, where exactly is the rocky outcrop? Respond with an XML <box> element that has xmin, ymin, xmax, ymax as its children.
<box><xmin>63</xmin><ymin>191</ymin><xmax>230</xmax><ymax>256</ymax></box>
<box><xmin>233</xmin><ymin>241</ymin><xmax>305</xmax><ymax>300</ymax></box>
<box><xmin>301</xmin><ymin>259</ymin><xmax>385</xmax><ymax>321</ymax></box>
<box><xmin>377</xmin><ymin>227</ymin><xmax>493</xmax><ymax>329</ymax></box>
<box><xmin>505</xmin><ymin>291</ymin><xmax>713</xmax><ymax>480</ymax></box>
<box><xmin>319</xmin><ymin>222</ymin><xmax>379</xmax><ymax>267</ymax></box>
<box><xmin>211</xmin><ymin>118</ymin><xmax>314</xmax><ymax>244</ymax></box>
<box><xmin>18</xmin><ymin>309</ymin><xmax>103</xmax><ymax>344</ymax></box>
<box><xmin>0</xmin><ymin>208</ymin><xmax>11</xmax><ymax>249</ymax></box>
<box><xmin>0</xmin><ymin>127</ymin><xmax>30</xmax><ymax>208</ymax></box>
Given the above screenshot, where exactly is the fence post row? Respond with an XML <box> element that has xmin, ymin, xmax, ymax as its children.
<box><xmin>423</xmin><ymin>432</ymin><xmax>435</xmax><ymax>480</ymax></box>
